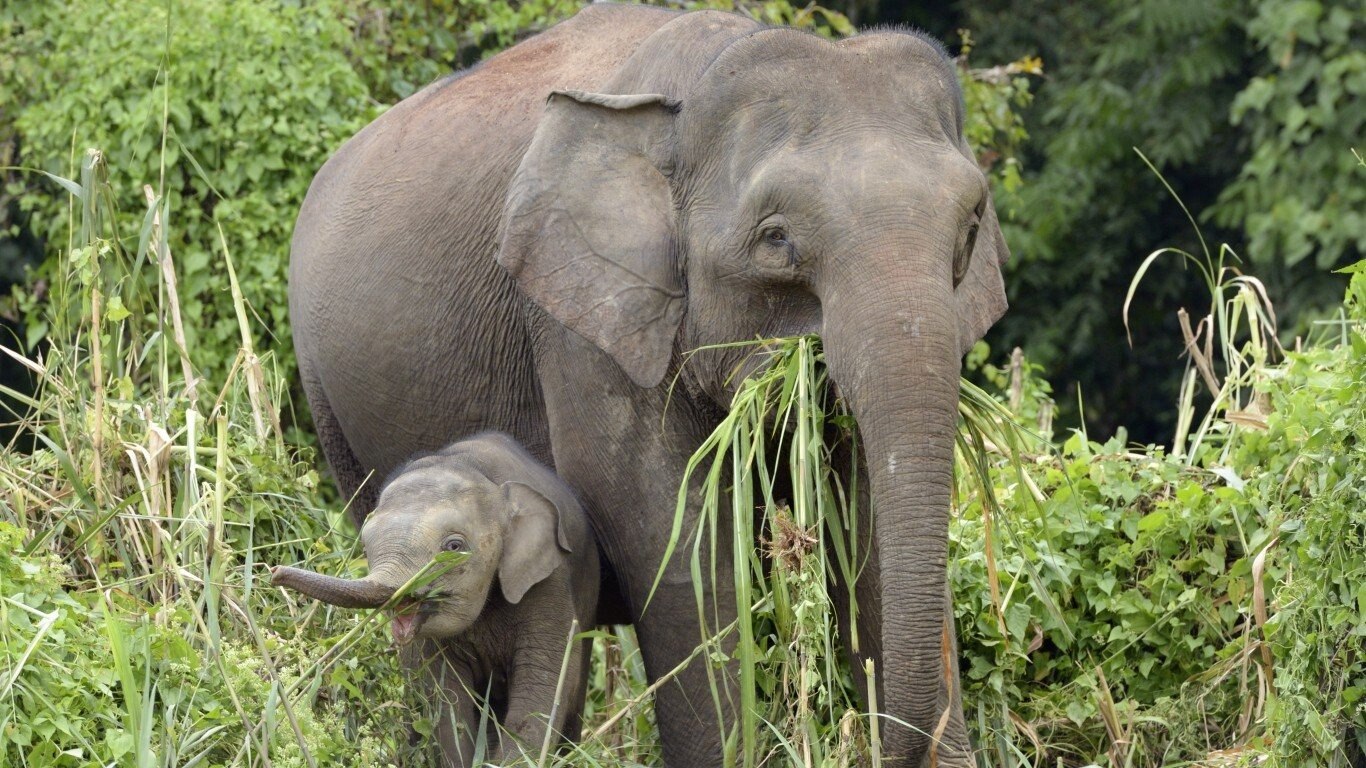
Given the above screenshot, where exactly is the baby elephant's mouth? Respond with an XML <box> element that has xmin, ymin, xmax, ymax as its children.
<box><xmin>388</xmin><ymin>594</ymin><xmax>446</xmax><ymax>646</ymax></box>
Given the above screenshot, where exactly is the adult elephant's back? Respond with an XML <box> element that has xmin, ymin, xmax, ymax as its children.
<box><xmin>289</xmin><ymin>4</ymin><xmax>680</xmax><ymax>525</ymax></box>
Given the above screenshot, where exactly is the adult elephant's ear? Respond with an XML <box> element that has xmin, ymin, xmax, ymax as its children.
<box><xmin>499</xmin><ymin>90</ymin><xmax>683</xmax><ymax>389</ymax></box>
<box><xmin>954</xmin><ymin>145</ymin><xmax>1011</xmax><ymax>358</ymax></box>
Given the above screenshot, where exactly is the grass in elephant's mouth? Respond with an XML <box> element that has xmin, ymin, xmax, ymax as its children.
<box><xmin>418</xmin><ymin>593</ymin><xmax>450</xmax><ymax>610</ymax></box>
<box><xmin>662</xmin><ymin>334</ymin><xmax>1038</xmax><ymax>767</ymax></box>
<box><xmin>391</xmin><ymin>595</ymin><xmax>439</xmax><ymax>616</ymax></box>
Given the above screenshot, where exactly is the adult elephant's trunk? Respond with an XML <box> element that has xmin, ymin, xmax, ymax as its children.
<box><xmin>821</xmin><ymin>250</ymin><xmax>963</xmax><ymax>765</ymax></box>
<box><xmin>270</xmin><ymin>565</ymin><xmax>396</xmax><ymax>608</ymax></box>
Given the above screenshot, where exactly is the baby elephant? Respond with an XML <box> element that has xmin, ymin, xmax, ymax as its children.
<box><xmin>271</xmin><ymin>432</ymin><xmax>598</xmax><ymax>766</ymax></box>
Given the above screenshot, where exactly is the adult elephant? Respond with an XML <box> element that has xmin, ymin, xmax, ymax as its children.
<box><xmin>289</xmin><ymin>4</ymin><xmax>1008</xmax><ymax>765</ymax></box>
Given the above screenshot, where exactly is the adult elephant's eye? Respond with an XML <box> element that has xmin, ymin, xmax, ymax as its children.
<box><xmin>442</xmin><ymin>535</ymin><xmax>467</xmax><ymax>552</ymax></box>
<box><xmin>953</xmin><ymin>222</ymin><xmax>977</xmax><ymax>287</ymax></box>
<box><xmin>765</xmin><ymin>227</ymin><xmax>789</xmax><ymax>246</ymax></box>
<box><xmin>954</xmin><ymin>199</ymin><xmax>986</xmax><ymax>287</ymax></box>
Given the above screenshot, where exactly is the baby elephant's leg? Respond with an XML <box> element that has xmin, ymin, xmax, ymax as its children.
<box><xmin>499</xmin><ymin>626</ymin><xmax>588</xmax><ymax>760</ymax></box>
<box><xmin>402</xmin><ymin>642</ymin><xmax>484</xmax><ymax>767</ymax></box>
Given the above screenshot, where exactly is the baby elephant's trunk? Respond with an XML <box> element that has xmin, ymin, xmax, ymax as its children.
<box><xmin>270</xmin><ymin>565</ymin><xmax>395</xmax><ymax>608</ymax></box>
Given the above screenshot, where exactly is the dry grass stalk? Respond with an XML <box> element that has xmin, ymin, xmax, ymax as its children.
<box><xmin>1036</xmin><ymin>399</ymin><xmax>1054</xmax><ymax>436</ymax></box>
<box><xmin>1250</xmin><ymin>537</ymin><xmax>1277</xmax><ymax>683</ymax></box>
<box><xmin>1007</xmin><ymin>708</ymin><xmax>1044</xmax><ymax>757</ymax></box>
<box><xmin>143</xmin><ymin>184</ymin><xmax>198</xmax><ymax>402</ymax></box>
<box><xmin>1095</xmin><ymin>666</ymin><xmax>1131</xmax><ymax>766</ymax></box>
<box><xmin>122</xmin><ymin>416</ymin><xmax>175</xmax><ymax>596</ymax></box>
<box><xmin>764</xmin><ymin>503</ymin><xmax>817</xmax><ymax>572</ymax></box>
<box><xmin>1179</xmin><ymin>307</ymin><xmax>1222</xmax><ymax>396</ymax></box>
<box><xmin>977</xmin><ymin>481</ymin><xmax>1007</xmax><ymax>639</ymax></box>
<box><xmin>864</xmin><ymin>659</ymin><xmax>881</xmax><ymax>768</ymax></box>
<box><xmin>217</xmin><ymin>223</ymin><xmax>280</xmax><ymax>442</ymax></box>
<box><xmin>926</xmin><ymin>618</ymin><xmax>958</xmax><ymax>768</ymax></box>
<box><xmin>1008</xmin><ymin>347</ymin><xmax>1025</xmax><ymax>413</ymax></box>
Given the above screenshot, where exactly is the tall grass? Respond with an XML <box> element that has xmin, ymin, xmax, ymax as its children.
<box><xmin>658</xmin><ymin>337</ymin><xmax>864</xmax><ymax>766</ymax></box>
<box><xmin>1</xmin><ymin>147</ymin><xmax>411</xmax><ymax>765</ymax></box>
<box><xmin>1123</xmin><ymin>150</ymin><xmax>1282</xmax><ymax>464</ymax></box>
<box><xmin>0</xmin><ymin>147</ymin><xmax>672</xmax><ymax>766</ymax></box>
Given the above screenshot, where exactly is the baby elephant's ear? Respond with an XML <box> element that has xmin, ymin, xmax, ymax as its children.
<box><xmin>499</xmin><ymin>481</ymin><xmax>566</xmax><ymax>604</ymax></box>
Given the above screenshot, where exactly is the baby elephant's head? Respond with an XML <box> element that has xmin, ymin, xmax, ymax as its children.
<box><xmin>271</xmin><ymin>459</ymin><xmax>569</xmax><ymax>645</ymax></box>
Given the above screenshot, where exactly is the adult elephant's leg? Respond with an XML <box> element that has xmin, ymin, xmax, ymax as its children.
<box><xmin>558</xmin><ymin>422</ymin><xmax>738</xmax><ymax>768</ymax></box>
<box><xmin>632</xmin><ymin>565</ymin><xmax>738</xmax><ymax>765</ymax></box>
<box><xmin>531</xmin><ymin>320</ymin><xmax>736</xmax><ymax>767</ymax></box>
<box><xmin>557</xmin><ymin>439</ymin><xmax>738</xmax><ymax>768</ymax></box>
<box><xmin>299</xmin><ymin>368</ymin><xmax>380</xmax><ymax>528</ymax></box>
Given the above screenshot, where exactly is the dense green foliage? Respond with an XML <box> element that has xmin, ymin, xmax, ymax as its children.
<box><xmin>1258</xmin><ymin>263</ymin><xmax>1366</xmax><ymax>762</ymax></box>
<box><xmin>0</xmin><ymin>0</ymin><xmax>375</xmax><ymax>385</ymax></box>
<box><xmin>0</xmin><ymin>152</ymin><xmax>408</xmax><ymax>765</ymax></box>
<box><xmin>1214</xmin><ymin>1</ymin><xmax>1365</xmax><ymax>272</ymax></box>
<box><xmin>955</xmin><ymin>319</ymin><xmax>1365</xmax><ymax>764</ymax></box>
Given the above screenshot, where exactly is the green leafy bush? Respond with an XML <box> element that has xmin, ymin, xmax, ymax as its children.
<box><xmin>953</xmin><ymin>263</ymin><xmax>1365</xmax><ymax>765</ymax></box>
<box><xmin>1215</xmin><ymin>1</ymin><xmax>1365</xmax><ymax>271</ymax></box>
<box><xmin>953</xmin><ymin>426</ymin><xmax>1264</xmax><ymax>763</ymax></box>
<box><xmin>0</xmin><ymin>149</ymin><xmax>414</xmax><ymax>767</ymax></box>
<box><xmin>1256</xmin><ymin>261</ymin><xmax>1366</xmax><ymax>763</ymax></box>
<box><xmin>1</xmin><ymin>0</ymin><xmax>375</xmax><ymax>384</ymax></box>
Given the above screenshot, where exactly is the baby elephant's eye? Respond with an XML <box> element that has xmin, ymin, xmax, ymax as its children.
<box><xmin>441</xmin><ymin>535</ymin><xmax>467</xmax><ymax>552</ymax></box>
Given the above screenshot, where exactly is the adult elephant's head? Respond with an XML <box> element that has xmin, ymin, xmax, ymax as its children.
<box><xmin>498</xmin><ymin>22</ymin><xmax>1007</xmax><ymax>761</ymax></box>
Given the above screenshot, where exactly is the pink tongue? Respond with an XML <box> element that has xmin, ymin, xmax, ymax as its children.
<box><xmin>391</xmin><ymin>613</ymin><xmax>419</xmax><ymax>645</ymax></box>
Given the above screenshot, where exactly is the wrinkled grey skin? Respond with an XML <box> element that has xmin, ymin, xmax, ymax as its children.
<box><xmin>289</xmin><ymin>5</ymin><xmax>1008</xmax><ymax>765</ymax></box>
<box><xmin>272</xmin><ymin>433</ymin><xmax>598</xmax><ymax>766</ymax></box>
